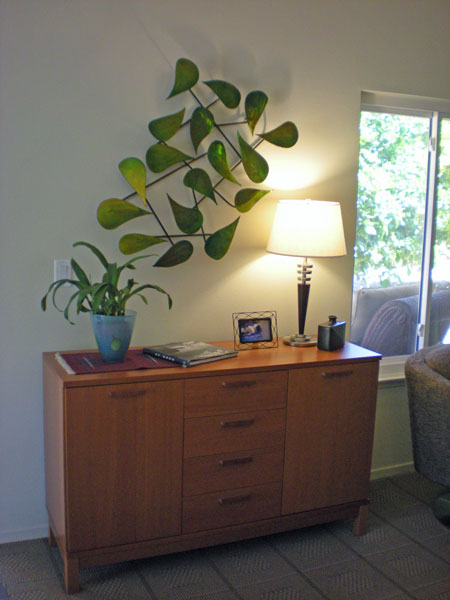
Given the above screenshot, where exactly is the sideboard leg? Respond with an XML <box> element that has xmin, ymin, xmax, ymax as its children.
<box><xmin>353</xmin><ymin>503</ymin><xmax>369</xmax><ymax>535</ymax></box>
<box><xmin>64</xmin><ymin>555</ymin><xmax>80</xmax><ymax>594</ymax></box>
<box><xmin>48</xmin><ymin>526</ymin><xmax>56</xmax><ymax>547</ymax></box>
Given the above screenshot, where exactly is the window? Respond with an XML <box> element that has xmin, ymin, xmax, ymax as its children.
<box><xmin>351</xmin><ymin>92</ymin><xmax>450</xmax><ymax>364</ymax></box>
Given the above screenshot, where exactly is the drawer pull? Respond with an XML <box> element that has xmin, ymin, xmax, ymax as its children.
<box><xmin>219</xmin><ymin>456</ymin><xmax>253</xmax><ymax>467</ymax></box>
<box><xmin>221</xmin><ymin>380</ymin><xmax>257</xmax><ymax>389</ymax></box>
<box><xmin>220</xmin><ymin>418</ymin><xmax>255</xmax><ymax>428</ymax></box>
<box><xmin>108</xmin><ymin>389</ymin><xmax>146</xmax><ymax>399</ymax></box>
<box><xmin>321</xmin><ymin>369</ymin><xmax>354</xmax><ymax>379</ymax></box>
<box><xmin>218</xmin><ymin>493</ymin><xmax>251</xmax><ymax>505</ymax></box>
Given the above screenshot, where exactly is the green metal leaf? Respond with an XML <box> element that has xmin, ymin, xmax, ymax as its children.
<box><xmin>245</xmin><ymin>91</ymin><xmax>268</xmax><ymax>134</ymax></box>
<box><xmin>167</xmin><ymin>58</ymin><xmax>199</xmax><ymax>98</ymax></box>
<box><xmin>118</xmin><ymin>157</ymin><xmax>147</xmax><ymax>204</ymax></box>
<box><xmin>237</xmin><ymin>132</ymin><xmax>269</xmax><ymax>183</ymax></box>
<box><xmin>168</xmin><ymin>194</ymin><xmax>203</xmax><ymax>234</ymax></box>
<box><xmin>190</xmin><ymin>107</ymin><xmax>214</xmax><ymax>152</ymax></box>
<box><xmin>148</xmin><ymin>109</ymin><xmax>185</xmax><ymax>142</ymax></box>
<box><xmin>97</xmin><ymin>198</ymin><xmax>150</xmax><ymax>230</ymax></box>
<box><xmin>208</xmin><ymin>140</ymin><xmax>240</xmax><ymax>184</ymax></box>
<box><xmin>119</xmin><ymin>234</ymin><xmax>166</xmax><ymax>255</ymax></box>
<box><xmin>205</xmin><ymin>217</ymin><xmax>240</xmax><ymax>260</ymax></box>
<box><xmin>234</xmin><ymin>188</ymin><xmax>271</xmax><ymax>213</ymax></box>
<box><xmin>145</xmin><ymin>144</ymin><xmax>193</xmax><ymax>173</ymax></box>
<box><xmin>203</xmin><ymin>80</ymin><xmax>241</xmax><ymax>109</ymax></box>
<box><xmin>183</xmin><ymin>168</ymin><xmax>216</xmax><ymax>203</ymax></box>
<box><xmin>258</xmin><ymin>121</ymin><xmax>299</xmax><ymax>148</ymax></box>
<box><xmin>154</xmin><ymin>240</ymin><xmax>194</xmax><ymax>267</ymax></box>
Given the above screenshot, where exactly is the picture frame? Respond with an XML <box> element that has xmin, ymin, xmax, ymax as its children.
<box><xmin>232</xmin><ymin>311</ymin><xmax>278</xmax><ymax>350</ymax></box>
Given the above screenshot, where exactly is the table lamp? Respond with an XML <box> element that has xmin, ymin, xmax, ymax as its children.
<box><xmin>266</xmin><ymin>199</ymin><xmax>346</xmax><ymax>346</ymax></box>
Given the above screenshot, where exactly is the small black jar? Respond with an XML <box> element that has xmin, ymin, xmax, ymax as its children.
<box><xmin>317</xmin><ymin>315</ymin><xmax>346</xmax><ymax>351</ymax></box>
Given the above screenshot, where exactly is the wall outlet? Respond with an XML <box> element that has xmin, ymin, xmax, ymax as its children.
<box><xmin>54</xmin><ymin>259</ymin><xmax>72</xmax><ymax>285</ymax></box>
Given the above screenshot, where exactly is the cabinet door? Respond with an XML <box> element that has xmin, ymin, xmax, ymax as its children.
<box><xmin>282</xmin><ymin>362</ymin><xmax>378</xmax><ymax>515</ymax></box>
<box><xmin>65</xmin><ymin>380</ymin><xmax>183</xmax><ymax>551</ymax></box>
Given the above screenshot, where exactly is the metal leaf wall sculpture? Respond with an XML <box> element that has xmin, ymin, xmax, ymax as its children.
<box><xmin>97</xmin><ymin>58</ymin><xmax>299</xmax><ymax>267</ymax></box>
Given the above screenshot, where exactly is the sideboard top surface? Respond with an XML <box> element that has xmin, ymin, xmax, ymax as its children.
<box><xmin>43</xmin><ymin>341</ymin><xmax>381</xmax><ymax>388</ymax></box>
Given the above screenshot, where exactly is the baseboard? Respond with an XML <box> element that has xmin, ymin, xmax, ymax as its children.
<box><xmin>370</xmin><ymin>461</ymin><xmax>415</xmax><ymax>480</ymax></box>
<box><xmin>0</xmin><ymin>524</ymin><xmax>48</xmax><ymax>545</ymax></box>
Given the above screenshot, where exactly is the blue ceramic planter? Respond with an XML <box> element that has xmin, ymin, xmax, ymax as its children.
<box><xmin>90</xmin><ymin>310</ymin><xmax>136</xmax><ymax>363</ymax></box>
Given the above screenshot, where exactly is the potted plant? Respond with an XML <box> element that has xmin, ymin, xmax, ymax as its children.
<box><xmin>41</xmin><ymin>241</ymin><xmax>172</xmax><ymax>363</ymax></box>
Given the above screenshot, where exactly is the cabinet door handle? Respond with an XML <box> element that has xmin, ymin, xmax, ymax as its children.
<box><xmin>220</xmin><ymin>418</ymin><xmax>255</xmax><ymax>428</ymax></box>
<box><xmin>108</xmin><ymin>389</ymin><xmax>146</xmax><ymax>399</ymax></box>
<box><xmin>219</xmin><ymin>456</ymin><xmax>253</xmax><ymax>467</ymax></box>
<box><xmin>221</xmin><ymin>380</ymin><xmax>256</xmax><ymax>389</ymax></box>
<box><xmin>218</xmin><ymin>493</ymin><xmax>251</xmax><ymax>505</ymax></box>
<box><xmin>321</xmin><ymin>369</ymin><xmax>354</xmax><ymax>379</ymax></box>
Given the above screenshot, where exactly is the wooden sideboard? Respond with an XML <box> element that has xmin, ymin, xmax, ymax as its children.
<box><xmin>43</xmin><ymin>341</ymin><xmax>381</xmax><ymax>593</ymax></box>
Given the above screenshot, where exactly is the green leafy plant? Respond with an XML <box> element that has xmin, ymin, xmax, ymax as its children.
<box><xmin>41</xmin><ymin>242</ymin><xmax>172</xmax><ymax>324</ymax></box>
<box><xmin>97</xmin><ymin>57</ymin><xmax>299</xmax><ymax>267</ymax></box>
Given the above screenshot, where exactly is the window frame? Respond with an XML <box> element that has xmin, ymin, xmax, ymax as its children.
<box><xmin>355</xmin><ymin>91</ymin><xmax>450</xmax><ymax>380</ymax></box>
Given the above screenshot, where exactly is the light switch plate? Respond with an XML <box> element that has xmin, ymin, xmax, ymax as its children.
<box><xmin>54</xmin><ymin>259</ymin><xmax>72</xmax><ymax>285</ymax></box>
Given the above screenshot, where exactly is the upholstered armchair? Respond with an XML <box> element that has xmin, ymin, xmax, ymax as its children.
<box><xmin>405</xmin><ymin>343</ymin><xmax>450</xmax><ymax>525</ymax></box>
<box><xmin>351</xmin><ymin>285</ymin><xmax>450</xmax><ymax>356</ymax></box>
<box><xmin>353</xmin><ymin>289</ymin><xmax>450</xmax><ymax>356</ymax></box>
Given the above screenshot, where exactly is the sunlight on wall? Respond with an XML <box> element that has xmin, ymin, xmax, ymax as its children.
<box><xmin>237</xmin><ymin>253</ymin><xmax>300</xmax><ymax>333</ymax></box>
<box><xmin>202</xmin><ymin>252</ymin><xmax>294</xmax><ymax>297</ymax></box>
<box><xmin>199</xmin><ymin>252</ymin><xmax>297</xmax><ymax>333</ymax></box>
<box><xmin>264</xmin><ymin>155</ymin><xmax>323</xmax><ymax>190</ymax></box>
<box><xmin>235</xmin><ymin>252</ymin><xmax>296</xmax><ymax>284</ymax></box>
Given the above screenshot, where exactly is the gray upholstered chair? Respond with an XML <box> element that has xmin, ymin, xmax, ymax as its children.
<box><xmin>405</xmin><ymin>343</ymin><xmax>450</xmax><ymax>525</ymax></box>
<box><xmin>351</xmin><ymin>285</ymin><xmax>450</xmax><ymax>356</ymax></box>
<box><xmin>359</xmin><ymin>289</ymin><xmax>450</xmax><ymax>356</ymax></box>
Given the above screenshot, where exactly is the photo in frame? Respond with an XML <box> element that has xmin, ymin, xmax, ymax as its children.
<box><xmin>232</xmin><ymin>311</ymin><xmax>278</xmax><ymax>350</ymax></box>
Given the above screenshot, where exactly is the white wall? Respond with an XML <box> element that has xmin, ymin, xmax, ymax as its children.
<box><xmin>1</xmin><ymin>0</ymin><xmax>449</xmax><ymax>542</ymax></box>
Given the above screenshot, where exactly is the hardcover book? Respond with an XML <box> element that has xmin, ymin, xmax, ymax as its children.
<box><xmin>143</xmin><ymin>340</ymin><xmax>238</xmax><ymax>367</ymax></box>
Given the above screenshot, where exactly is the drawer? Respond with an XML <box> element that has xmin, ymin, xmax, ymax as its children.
<box><xmin>184</xmin><ymin>370</ymin><xmax>287</xmax><ymax>417</ymax></box>
<box><xmin>182</xmin><ymin>482</ymin><xmax>282</xmax><ymax>534</ymax></box>
<box><xmin>183</xmin><ymin>445</ymin><xmax>284</xmax><ymax>497</ymax></box>
<box><xmin>184</xmin><ymin>408</ymin><xmax>286</xmax><ymax>458</ymax></box>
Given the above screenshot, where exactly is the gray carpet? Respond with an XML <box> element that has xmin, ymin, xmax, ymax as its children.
<box><xmin>0</xmin><ymin>473</ymin><xmax>449</xmax><ymax>599</ymax></box>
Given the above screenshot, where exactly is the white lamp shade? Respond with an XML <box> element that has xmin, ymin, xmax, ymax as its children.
<box><xmin>266</xmin><ymin>199</ymin><xmax>347</xmax><ymax>258</ymax></box>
